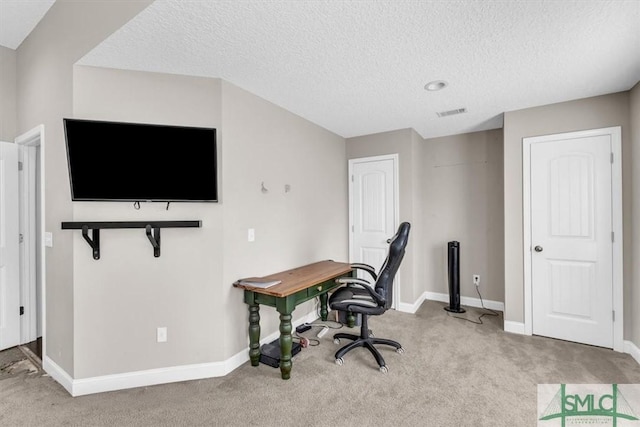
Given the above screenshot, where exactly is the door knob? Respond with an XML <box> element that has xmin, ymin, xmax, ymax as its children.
<box><xmin>534</xmin><ymin>245</ymin><xmax>543</xmax><ymax>252</ymax></box>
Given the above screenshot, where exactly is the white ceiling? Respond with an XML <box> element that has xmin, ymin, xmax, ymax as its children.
<box><xmin>0</xmin><ymin>0</ymin><xmax>54</xmax><ymax>49</ymax></box>
<box><xmin>4</xmin><ymin>1</ymin><xmax>640</xmax><ymax>139</ymax></box>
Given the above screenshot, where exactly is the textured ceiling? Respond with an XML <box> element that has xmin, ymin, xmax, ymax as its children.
<box><xmin>7</xmin><ymin>1</ymin><xmax>640</xmax><ymax>139</ymax></box>
<box><xmin>0</xmin><ymin>0</ymin><xmax>55</xmax><ymax>49</ymax></box>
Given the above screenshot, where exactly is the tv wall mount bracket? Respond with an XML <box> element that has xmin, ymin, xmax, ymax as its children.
<box><xmin>61</xmin><ymin>220</ymin><xmax>201</xmax><ymax>260</ymax></box>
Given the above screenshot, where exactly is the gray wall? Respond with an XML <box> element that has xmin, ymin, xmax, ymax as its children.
<box><xmin>220</xmin><ymin>81</ymin><xmax>348</xmax><ymax>353</ymax></box>
<box><xmin>503</xmin><ymin>92</ymin><xmax>632</xmax><ymax>338</ymax></box>
<box><xmin>631</xmin><ymin>82</ymin><xmax>640</xmax><ymax>348</ymax></box>
<box><xmin>420</xmin><ymin>129</ymin><xmax>504</xmax><ymax>303</ymax></box>
<box><xmin>346</xmin><ymin>129</ymin><xmax>418</xmax><ymax>303</ymax></box>
<box><xmin>345</xmin><ymin>128</ymin><xmax>505</xmax><ymax>307</ymax></box>
<box><xmin>72</xmin><ymin>66</ymin><xmax>224</xmax><ymax>377</ymax></box>
<box><xmin>11</xmin><ymin>0</ymin><xmax>639</xmax><ymax>384</ymax></box>
<box><xmin>0</xmin><ymin>46</ymin><xmax>16</xmax><ymax>141</ymax></box>
<box><xmin>69</xmin><ymin>66</ymin><xmax>347</xmax><ymax>378</ymax></box>
<box><xmin>15</xmin><ymin>0</ymin><xmax>347</xmax><ymax>381</ymax></box>
<box><xmin>16</xmin><ymin>0</ymin><xmax>153</xmax><ymax>376</ymax></box>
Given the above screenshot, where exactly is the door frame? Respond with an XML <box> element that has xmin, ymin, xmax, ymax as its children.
<box><xmin>15</xmin><ymin>125</ymin><xmax>45</xmax><ymax>347</ymax></box>
<box><xmin>522</xmin><ymin>126</ymin><xmax>623</xmax><ymax>351</ymax></box>
<box><xmin>348</xmin><ymin>154</ymin><xmax>400</xmax><ymax>308</ymax></box>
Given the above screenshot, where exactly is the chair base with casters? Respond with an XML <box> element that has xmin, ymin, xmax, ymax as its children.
<box><xmin>328</xmin><ymin>222</ymin><xmax>411</xmax><ymax>372</ymax></box>
<box><xmin>333</xmin><ymin>312</ymin><xmax>403</xmax><ymax>373</ymax></box>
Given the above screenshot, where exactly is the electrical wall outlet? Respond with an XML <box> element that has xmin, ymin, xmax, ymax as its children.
<box><xmin>473</xmin><ymin>275</ymin><xmax>480</xmax><ymax>287</ymax></box>
<box><xmin>157</xmin><ymin>327</ymin><xmax>167</xmax><ymax>343</ymax></box>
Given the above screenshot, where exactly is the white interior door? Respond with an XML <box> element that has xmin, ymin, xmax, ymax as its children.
<box><xmin>0</xmin><ymin>141</ymin><xmax>20</xmax><ymax>351</ymax></box>
<box><xmin>530</xmin><ymin>134</ymin><xmax>613</xmax><ymax>348</ymax></box>
<box><xmin>349</xmin><ymin>155</ymin><xmax>398</xmax><ymax>282</ymax></box>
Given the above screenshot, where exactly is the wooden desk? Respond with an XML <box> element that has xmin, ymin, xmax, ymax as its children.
<box><xmin>234</xmin><ymin>260</ymin><xmax>352</xmax><ymax>379</ymax></box>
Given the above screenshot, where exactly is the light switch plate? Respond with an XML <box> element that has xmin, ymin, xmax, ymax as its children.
<box><xmin>44</xmin><ymin>232</ymin><xmax>53</xmax><ymax>247</ymax></box>
<box><xmin>157</xmin><ymin>327</ymin><xmax>167</xmax><ymax>343</ymax></box>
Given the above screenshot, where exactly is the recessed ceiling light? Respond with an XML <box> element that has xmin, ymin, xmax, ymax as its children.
<box><xmin>425</xmin><ymin>80</ymin><xmax>448</xmax><ymax>91</ymax></box>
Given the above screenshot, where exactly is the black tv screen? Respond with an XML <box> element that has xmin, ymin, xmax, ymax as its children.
<box><xmin>63</xmin><ymin>118</ymin><xmax>218</xmax><ymax>202</ymax></box>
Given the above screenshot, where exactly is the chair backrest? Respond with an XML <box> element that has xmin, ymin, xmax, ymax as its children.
<box><xmin>374</xmin><ymin>222</ymin><xmax>411</xmax><ymax>309</ymax></box>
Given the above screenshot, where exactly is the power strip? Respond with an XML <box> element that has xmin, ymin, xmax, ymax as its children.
<box><xmin>296</xmin><ymin>324</ymin><xmax>312</xmax><ymax>333</ymax></box>
<box><xmin>317</xmin><ymin>326</ymin><xmax>329</xmax><ymax>338</ymax></box>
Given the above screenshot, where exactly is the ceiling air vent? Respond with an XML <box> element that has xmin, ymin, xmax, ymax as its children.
<box><xmin>436</xmin><ymin>108</ymin><xmax>467</xmax><ymax>118</ymax></box>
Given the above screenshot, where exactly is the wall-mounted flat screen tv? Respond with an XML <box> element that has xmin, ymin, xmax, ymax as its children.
<box><xmin>64</xmin><ymin>118</ymin><xmax>218</xmax><ymax>202</ymax></box>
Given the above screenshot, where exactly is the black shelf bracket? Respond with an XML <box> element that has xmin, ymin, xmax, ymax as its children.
<box><xmin>145</xmin><ymin>225</ymin><xmax>161</xmax><ymax>257</ymax></box>
<box><xmin>82</xmin><ymin>225</ymin><xmax>101</xmax><ymax>260</ymax></box>
<box><xmin>62</xmin><ymin>220</ymin><xmax>201</xmax><ymax>260</ymax></box>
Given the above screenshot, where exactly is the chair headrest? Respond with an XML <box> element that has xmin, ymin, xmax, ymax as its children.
<box><xmin>389</xmin><ymin>222</ymin><xmax>410</xmax><ymax>253</ymax></box>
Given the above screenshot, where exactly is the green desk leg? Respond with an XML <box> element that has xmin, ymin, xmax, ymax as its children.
<box><xmin>278</xmin><ymin>310</ymin><xmax>293</xmax><ymax>379</ymax></box>
<box><xmin>248</xmin><ymin>302</ymin><xmax>261</xmax><ymax>367</ymax></box>
<box><xmin>347</xmin><ymin>311</ymin><xmax>356</xmax><ymax>328</ymax></box>
<box><xmin>319</xmin><ymin>292</ymin><xmax>329</xmax><ymax>321</ymax></box>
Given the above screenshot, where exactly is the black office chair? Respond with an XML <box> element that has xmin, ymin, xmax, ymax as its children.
<box><xmin>329</xmin><ymin>222</ymin><xmax>411</xmax><ymax>372</ymax></box>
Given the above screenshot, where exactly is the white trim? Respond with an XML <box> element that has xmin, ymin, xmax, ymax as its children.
<box><xmin>43</xmin><ymin>356</ymin><xmax>74</xmax><ymax>395</ymax></box>
<box><xmin>522</xmin><ymin>132</ymin><xmax>533</xmax><ymax>336</ymax></box>
<box><xmin>504</xmin><ymin>321</ymin><xmax>526</xmax><ymax>335</ymax></box>
<box><xmin>15</xmin><ymin>125</ymin><xmax>45</xmax><ymax>348</ymax></box>
<box><xmin>610</xmin><ymin>127</ymin><xmax>624</xmax><ymax>352</ymax></box>
<box><xmin>398</xmin><ymin>293</ymin><xmax>427</xmax><ymax>314</ymax></box>
<box><xmin>398</xmin><ymin>291</ymin><xmax>504</xmax><ymax>314</ymax></box>
<box><xmin>47</xmin><ymin>309</ymin><xmax>320</xmax><ymax>396</ymax></box>
<box><xmin>423</xmin><ymin>291</ymin><xmax>504</xmax><ymax>312</ymax></box>
<box><xmin>348</xmin><ymin>153</ymin><xmax>400</xmax><ymax>308</ymax></box>
<box><xmin>16</xmin><ymin>145</ymin><xmax>37</xmax><ymax>343</ymax></box>
<box><xmin>522</xmin><ymin>127</ymin><xmax>623</xmax><ymax>351</ymax></box>
<box><xmin>49</xmin><ymin>317</ymin><xmax>640</xmax><ymax>397</ymax></box>
<box><xmin>624</xmin><ymin>340</ymin><xmax>640</xmax><ymax>366</ymax></box>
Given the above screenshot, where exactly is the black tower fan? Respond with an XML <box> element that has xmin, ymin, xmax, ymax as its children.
<box><xmin>444</xmin><ymin>241</ymin><xmax>465</xmax><ymax>313</ymax></box>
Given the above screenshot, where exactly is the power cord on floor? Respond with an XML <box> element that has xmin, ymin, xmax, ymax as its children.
<box><xmin>301</xmin><ymin>320</ymin><xmax>344</xmax><ymax>330</ymax></box>
<box><xmin>313</xmin><ymin>297</ymin><xmax>344</xmax><ymax>329</ymax></box>
<box><xmin>446</xmin><ymin>286</ymin><xmax>501</xmax><ymax>325</ymax></box>
<box><xmin>293</xmin><ymin>333</ymin><xmax>320</xmax><ymax>347</ymax></box>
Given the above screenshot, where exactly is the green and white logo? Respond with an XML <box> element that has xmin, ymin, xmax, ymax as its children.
<box><xmin>538</xmin><ymin>384</ymin><xmax>640</xmax><ymax>426</ymax></box>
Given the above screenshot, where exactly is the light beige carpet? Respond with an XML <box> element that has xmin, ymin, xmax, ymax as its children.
<box><xmin>1</xmin><ymin>300</ymin><xmax>639</xmax><ymax>426</ymax></box>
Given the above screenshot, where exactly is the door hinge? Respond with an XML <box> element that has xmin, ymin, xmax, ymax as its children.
<box><xmin>19</xmin><ymin>233</ymin><xmax>24</xmax><ymax>243</ymax></box>
<box><xmin>611</xmin><ymin>152</ymin><xmax>614</xmax><ymax>164</ymax></box>
<box><xmin>18</xmin><ymin>161</ymin><xmax>23</xmax><ymax>171</ymax></box>
<box><xmin>612</xmin><ymin>310</ymin><xmax>615</xmax><ymax>322</ymax></box>
<box><xmin>351</xmin><ymin>175</ymin><xmax>354</xmax><ymax>182</ymax></box>
<box><xmin>351</xmin><ymin>225</ymin><xmax>354</xmax><ymax>232</ymax></box>
<box><xmin>611</xmin><ymin>231</ymin><xmax>615</xmax><ymax>243</ymax></box>
<box><xmin>20</xmin><ymin>306</ymin><xmax>24</xmax><ymax>316</ymax></box>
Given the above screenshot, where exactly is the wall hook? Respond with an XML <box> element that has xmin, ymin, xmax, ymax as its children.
<box><xmin>261</xmin><ymin>182</ymin><xmax>269</xmax><ymax>193</ymax></box>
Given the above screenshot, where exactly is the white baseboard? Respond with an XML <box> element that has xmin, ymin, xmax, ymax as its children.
<box><xmin>397</xmin><ymin>293</ymin><xmax>427</xmax><ymax>314</ymax></box>
<box><xmin>503</xmin><ymin>320</ymin><xmax>526</xmax><ymax>335</ymax></box>
<box><xmin>398</xmin><ymin>291</ymin><xmax>504</xmax><ymax>314</ymax></box>
<box><xmin>624</xmin><ymin>340</ymin><xmax>640</xmax><ymax>366</ymax></box>
<box><xmin>423</xmin><ymin>291</ymin><xmax>505</xmax><ymax>312</ymax></box>
<box><xmin>43</xmin><ymin>356</ymin><xmax>74</xmax><ymax>395</ymax></box>
<box><xmin>46</xmin><ymin>310</ymin><xmax>320</xmax><ymax>397</ymax></box>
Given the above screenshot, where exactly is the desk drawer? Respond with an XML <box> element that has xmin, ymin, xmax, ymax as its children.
<box><xmin>305</xmin><ymin>279</ymin><xmax>342</xmax><ymax>299</ymax></box>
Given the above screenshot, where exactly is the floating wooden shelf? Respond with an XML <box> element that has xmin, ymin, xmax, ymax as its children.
<box><xmin>61</xmin><ymin>220</ymin><xmax>202</xmax><ymax>260</ymax></box>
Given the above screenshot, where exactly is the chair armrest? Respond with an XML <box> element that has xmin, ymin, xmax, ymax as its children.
<box><xmin>349</xmin><ymin>263</ymin><xmax>378</xmax><ymax>281</ymax></box>
<box><xmin>335</xmin><ymin>277</ymin><xmax>370</xmax><ymax>287</ymax></box>
<box><xmin>334</xmin><ymin>277</ymin><xmax>385</xmax><ymax>306</ymax></box>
